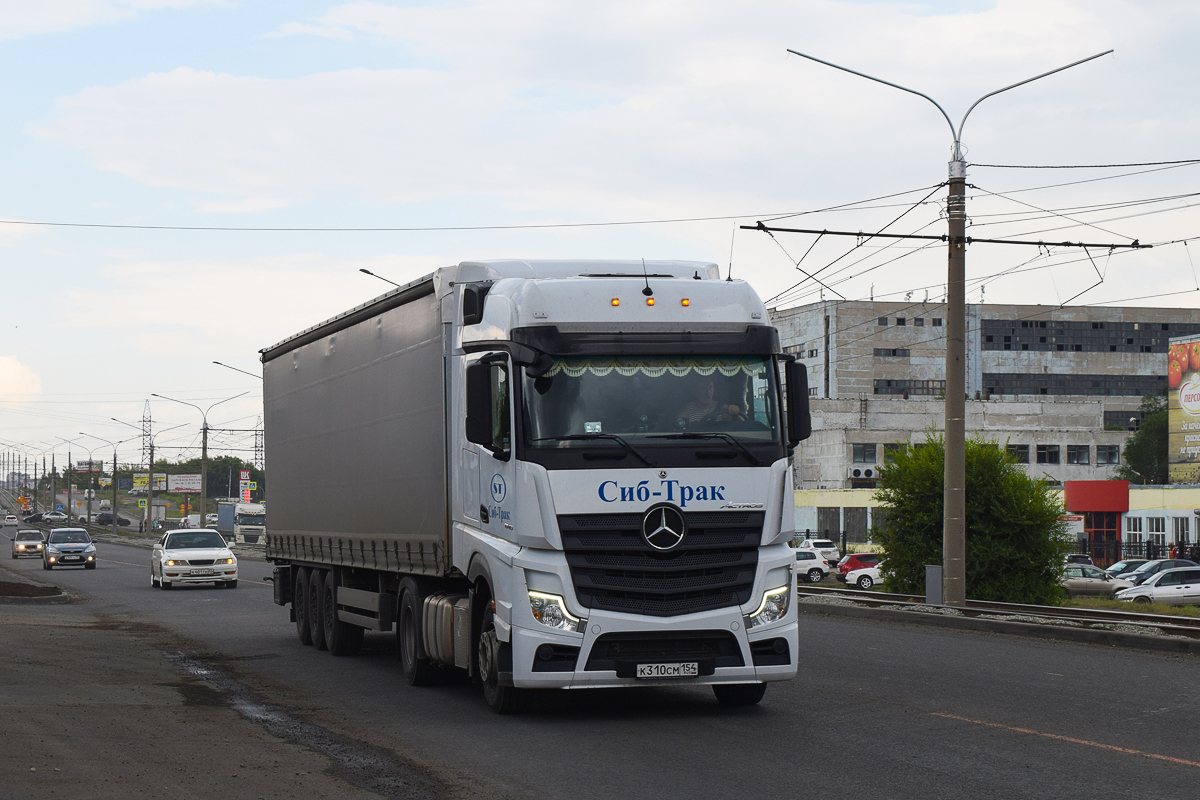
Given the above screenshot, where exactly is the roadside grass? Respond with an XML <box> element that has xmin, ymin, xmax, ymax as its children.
<box><xmin>1064</xmin><ymin>596</ymin><xmax>1200</xmax><ymax>619</ymax></box>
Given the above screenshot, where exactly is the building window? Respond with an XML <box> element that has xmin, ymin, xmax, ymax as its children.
<box><xmin>1006</xmin><ymin>444</ymin><xmax>1030</xmax><ymax>463</ymax></box>
<box><xmin>1036</xmin><ymin>444</ymin><xmax>1060</xmax><ymax>464</ymax></box>
<box><xmin>878</xmin><ymin>316</ymin><xmax>888</xmax><ymax>326</ymax></box>
<box><xmin>852</xmin><ymin>444</ymin><xmax>877</xmax><ymax>463</ymax></box>
<box><xmin>1066</xmin><ymin>445</ymin><xmax>1090</xmax><ymax>465</ymax></box>
<box><xmin>873</xmin><ymin>348</ymin><xmax>911</xmax><ymax>357</ymax></box>
<box><xmin>1097</xmin><ymin>445</ymin><xmax>1120</xmax><ymax>464</ymax></box>
<box><xmin>808</xmin><ymin>349</ymin><xmax>818</xmax><ymax>358</ymax></box>
<box><xmin>873</xmin><ymin>379</ymin><xmax>945</xmax><ymax>396</ymax></box>
<box><xmin>1126</xmin><ymin>516</ymin><xmax>1143</xmax><ymax>544</ymax></box>
<box><xmin>915</xmin><ymin>318</ymin><xmax>925</xmax><ymax>327</ymax></box>
<box><xmin>896</xmin><ymin>317</ymin><xmax>907</xmax><ymax>326</ymax></box>
<box><xmin>808</xmin><ymin>387</ymin><xmax>818</xmax><ymax>396</ymax></box>
<box><xmin>883</xmin><ymin>443</ymin><xmax>905</xmax><ymax>463</ymax></box>
<box><xmin>1174</xmin><ymin>517</ymin><xmax>1191</xmax><ymax>544</ymax></box>
<box><xmin>1148</xmin><ymin>517</ymin><xmax>1166</xmax><ymax>543</ymax></box>
<box><xmin>932</xmin><ymin>318</ymin><xmax>942</xmax><ymax>326</ymax></box>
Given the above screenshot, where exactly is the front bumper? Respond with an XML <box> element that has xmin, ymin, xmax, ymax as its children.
<box><xmin>163</xmin><ymin>567</ymin><xmax>238</xmax><ymax>584</ymax></box>
<box><xmin>508</xmin><ymin>606</ymin><xmax>798</xmax><ymax>690</ymax></box>
<box><xmin>13</xmin><ymin>546</ymin><xmax>43</xmax><ymax>558</ymax></box>
<box><xmin>47</xmin><ymin>553</ymin><xmax>94</xmax><ymax>566</ymax></box>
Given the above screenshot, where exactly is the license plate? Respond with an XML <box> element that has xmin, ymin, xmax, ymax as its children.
<box><xmin>636</xmin><ymin>662</ymin><xmax>699</xmax><ymax>679</ymax></box>
<box><xmin>63</xmin><ymin>555</ymin><xmax>82</xmax><ymax>561</ymax></box>
<box><xmin>190</xmin><ymin>568</ymin><xmax>214</xmax><ymax>576</ymax></box>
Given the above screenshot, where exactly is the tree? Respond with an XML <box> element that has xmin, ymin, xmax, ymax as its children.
<box><xmin>1115</xmin><ymin>392</ymin><xmax>1168</xmax><ymax>485</ymax></box>
<box><xmin>872</xmin><ymin>434</ymin><xmax>1071</xmax><ymax>605</ymax></box>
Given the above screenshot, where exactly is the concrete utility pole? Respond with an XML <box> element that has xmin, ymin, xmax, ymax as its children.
<box><xmin>58</xmin><ymin>437</ymin><xmax>86</xmax><ymax>526</ymax></box>
<box><xmin>786</xmin><ymin>48</ymin><xmax>1112</xmax><ymax>606</ymax></box>
<box><xmin>151</xmin><ymin>393</ymin><xmax>246</xmax><ymax>529</ymax></box>
<box><xmin>81</xmin><ymin>434</ymin><xmax>134</xmax><ymax>536</ymax></box>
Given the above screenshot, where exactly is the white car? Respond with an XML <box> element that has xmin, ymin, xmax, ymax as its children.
<box><xmin>793</xmin><ymin>549</ymin><xmax>831</xmax><ymax>583</ymax></box>
<box><xmin>151</xmin><ymin>528</ymin><xmax>238</xmax><ymax>589</ymax></box>
<box><xmin>845</xmin><ymin>565</ymin><xmax>882</xmax><ymax>590</ymax></box>
<box><xmin>1115</xmin><ymin>566</ymin><xmax>1200</xmax><ymax>606</ymax></box>
<box><xmin>796</xmin><ymin>538</ymin><xmax>840</xmax><ymax>564</ymax></box>
<box><xmin>2</xmin><ymin>514</ymin><xmax>18</xmax><ymax>527</ymax></box>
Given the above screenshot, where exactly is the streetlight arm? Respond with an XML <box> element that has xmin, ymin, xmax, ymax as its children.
<box><xmin>956</xmin><ymin>50</ymin><xmax>1113</xmax><ymax>144</ymax></box>
<box><xmin>787</xmin><ymin>49</ymin><xmax>957</xmax><ymax>145</ymax></box>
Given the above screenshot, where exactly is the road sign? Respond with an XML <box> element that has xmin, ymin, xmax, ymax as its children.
<box><xmin>56</xmin><ymin>504</ymin><xmax>63</xmax><ymax>512</ymax></box>
<box><xmin>138</xmin><ymin>499</ymin><xmax>147</xmax><ymax>508</ymax></box>
<box><xmin>248</xmin><ymin>481</ymin><xmax>257</xmax><ymax>490</ymax></box>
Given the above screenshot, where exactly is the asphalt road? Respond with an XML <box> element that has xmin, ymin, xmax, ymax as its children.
<box><xmin>4</xmin><ymin>537</ymin><xmax>1200</xmax><ymax>800</ymax></box>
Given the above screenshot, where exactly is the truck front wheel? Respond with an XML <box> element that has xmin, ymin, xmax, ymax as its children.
<box><xmin>478</xmin><ymin>605</ymin><xmax>524</xmax><ymax>714</ymax></box>
<box><xmin>398</xmin><ymin>590</ymin><xmax>439</xmax><ymax>686</ymax></box>
<box><xmin>713</xmin><ymin>682</ymin><xmax>767</xmax><ymax>707</ymax></box>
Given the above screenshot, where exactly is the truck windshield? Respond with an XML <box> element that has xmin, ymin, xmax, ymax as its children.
<box><xmin>523</xmin><ymin>355</ymin><xmax>782</xmax><ymax>449</ymax></box>
<box><xmin>236</xmin><ymin>514</ymin><xmax>266</xmax><ymax>526</ymax></box>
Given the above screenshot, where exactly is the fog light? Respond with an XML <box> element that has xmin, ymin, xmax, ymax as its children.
<box><xmin>536</xmin><ymin>644</ymin><xmax>554</xmax><ymax>661</ymax></box>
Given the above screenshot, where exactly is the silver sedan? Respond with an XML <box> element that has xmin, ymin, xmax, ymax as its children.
<box><xmin>11</xmin><ymin>529</ymin><xmax>45</xmax><ymax>558</ymax></box>
<box><xmin>151</xmin><ymin>529</ymin><xmax>238</xmax><ymax>589</ymax></box>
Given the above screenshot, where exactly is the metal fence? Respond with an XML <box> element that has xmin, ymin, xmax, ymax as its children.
<box><xmin>1076</xmin><ymin>539</ymin><xmax>1200</xmax><ymax>564</ymax></box>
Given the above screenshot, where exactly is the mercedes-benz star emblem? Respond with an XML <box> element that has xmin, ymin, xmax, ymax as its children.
<box><xmin>641</xmin><ymin>504</ymin><xmax>687</xmax><ymax>551</ymax></box>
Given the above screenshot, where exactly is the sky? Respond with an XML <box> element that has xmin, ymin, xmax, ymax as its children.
<box><xmin>3</xmin><ymin>0</ymin><xmax>1200</xmax><ymax>471</ymax></box>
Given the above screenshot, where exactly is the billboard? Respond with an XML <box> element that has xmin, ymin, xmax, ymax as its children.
<box><xmin>1168</xmin><ymin>335</ymin><xmax>1200</xmax><ymax>483</ymax></box>
<box><xmin>168</xmin><ymin>474</ymin><xmax>202</xmax><ymax>493</ymax></box>
<box><xmin>132</xmin><ymin>473</ymin><xmax>168</xmax><ymax>491</ymax></box>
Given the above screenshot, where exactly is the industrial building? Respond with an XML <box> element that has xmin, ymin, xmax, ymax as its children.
<box><xmin>770</xmin><ymin>300</ymin><xmax>1200</xmax><ymax>491</ymax></box>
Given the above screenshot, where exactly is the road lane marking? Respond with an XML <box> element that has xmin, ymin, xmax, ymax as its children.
<box><xmin>98</xmin><ymin>557</ymin><xmax>269</xmax><ymax>586</ymax></box>
<box><xmin>931</xmin><ymin>712</ymin><xmax>1200</xmax><ymax>768</ymax></box>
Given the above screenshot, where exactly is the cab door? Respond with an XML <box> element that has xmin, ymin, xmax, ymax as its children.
<box><xmin>467</xmin><ymin>353</ymin><xmax>517</xmax><ymax>539</ymax></box>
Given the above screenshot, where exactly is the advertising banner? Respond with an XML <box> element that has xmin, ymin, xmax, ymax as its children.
<box><xmin>1168</xmin><ymin>335</ymin><xmax>1200</xmax><ymax>483</ymax></box>
<box><xmin>132</xmin><ymin>473</ymin><xmax>168</xmax><ymax>491</ymax></box>
<box><xmin>168</xmin><ymin>474</ymin><xmax>202</xmax><ymax>493</ymax></box>
<box><xmin>98</xmin><ymin>476</ymin><xmax>112</xmax><ymax>488</ymax></box>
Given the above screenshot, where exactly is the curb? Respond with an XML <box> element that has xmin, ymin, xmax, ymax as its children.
<box><xmin>0</xmin><ymin>561</ymin><xmax>83</xmax><ymax>606</ymax></box>
<box><xmin>800</xmin><ymin>601</ymin><xmax>1200</xmax><ymax>656</ymax></box>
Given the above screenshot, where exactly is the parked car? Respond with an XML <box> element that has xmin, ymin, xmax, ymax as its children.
<box><xmin>836</xmin><ymin>552</ymin><xmax>881</xmax><ymax>579</ymax></box>
<box><xmin>96</xmin><ymin>512</ymin><xmax>131</xmax><ymax>527</ymax></box>
<box><xmin>796</xmin><ymin>538</ymin><xmax>840</xmax><ymax>564</ymax></box>
<box><xmin>1105</xmin><ymin>559</ymin><xmax>1148</xmax><ymax>578</ymax></box>
<box><xmin>42</xmin><ymin>511</ymin><xmax>69</xmax><ymax>525</ymax></box>
<box><xmin>845</xmin><ymin>565</ymin><xmax>882</xmax><ymax>590</ymax></box>
<box><xmin>43</xmin><ymin>528</ymin><xmax>96</xmax><ymax>570</ymax></box>
<box><xmin>151</xmin><ymin>529</ymin><xmax>238</xmax><ymax>589</ymax></box>
<box><xmin>1064</xmin><ymin>553</ymin><xmax>1093</xmax><ymax>565</ymax></box>
<box><xmin>1116</xmin><ymin>567</ymin><xmax>1200</xmax><ymax>605</ymax></box>
<box><xmin>11</xmin><ymin>529</ymin><xmax>45</xmax><ymax>559</ymax></box>
<box><xmin>1119</xmin><ymin>559</ymin><xmax>1200</xmax><ymax>586</ymax></box>
<box><xmin>793</xmin><ymin>550</ymin><xmax>831</xmax><ymax>583</ymax></box>
<box><xmin>1061</xmin><ymin>565</ymin><xmax>1134</xmax><ymax>597</ymax></box>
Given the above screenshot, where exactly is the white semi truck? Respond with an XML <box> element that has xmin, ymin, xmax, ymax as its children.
<box><xmin>262</xmin><ymin>260</ymin><xmax>811</xmax><ymax>712</ymax></box>
<box><xmin>217</xmin><ymin>501</ymin><xmax>267</xmax><ymax>544</ymax></box>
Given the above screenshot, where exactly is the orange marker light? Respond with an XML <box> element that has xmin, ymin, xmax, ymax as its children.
<box><xmin>611</xmin><ymin>298</ymin><xmax>620</xmax><ymax>306</ymax></box>
<box><xmin>681</xmin><ymin>298</ymin><xmax>690</xmax><ymax>307</ymax></box>
<box><xmin>646</xmin><ymin>297</ymin><xmax>655</xmax><ymax>306</ymax></box>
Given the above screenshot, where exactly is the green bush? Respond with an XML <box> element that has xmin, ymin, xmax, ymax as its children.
<box><xmin>872</xmin><ymin>434</ymin><xmax>1070</xmax><ymax>604</ymax></box>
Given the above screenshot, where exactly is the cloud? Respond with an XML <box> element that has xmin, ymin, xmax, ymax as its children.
<box><xmin>0</xmin><ymin>1</ymin><xmax>222</xmax><ymax>40</ymax></box>
<box><xmin>0</xmin><ymin>356</ymin><xmax>43</xmax><ymax>403</ymax></box>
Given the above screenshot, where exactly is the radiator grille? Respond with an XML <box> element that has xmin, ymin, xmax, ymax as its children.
<box><xmin>559</xmin><ymin>511</ymin><xmax>762</xmax><ymax>617</ymax></box>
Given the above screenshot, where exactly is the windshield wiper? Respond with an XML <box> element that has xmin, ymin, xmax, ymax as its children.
<box><xmin>646</xmin><ymin>432</ymin><xmax>764</xmax><ymax>466</ymax></box>
<box><xmin>532</xmin><ymin>434</ymin><xmax>655</xmax><ymax>467</ymax></box>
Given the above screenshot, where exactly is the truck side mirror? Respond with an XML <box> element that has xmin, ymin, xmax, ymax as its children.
<box><xmin>465</xmin><ymin>362</ymin><xmax>493</xmax><ymax>446</ymax></box>
<box><xmin>462</xmin><ymin>285</ymin><xmax>490</xmax><ymax>326</ymax></box>
<box><xmin>785</xmin><ymin>360</ymin><xmax>812</xmax><ymax>446</ymax></box>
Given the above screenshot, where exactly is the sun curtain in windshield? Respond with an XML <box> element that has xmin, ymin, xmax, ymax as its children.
<box><xmin>523</xmin><ymin>355</ymin><xmax>781</xmax><ymax>445</ymax></box>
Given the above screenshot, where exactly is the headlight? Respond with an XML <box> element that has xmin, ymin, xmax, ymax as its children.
<box><xmin>748</xmin><ymin>585</ymin><xmax>791</xmax><ymax>629</ymax></box>
<box><xmin>165</xmin><ymin>559</ymin><xmax>181</xmax><ymax>566</ymax></box>
<box><xmin>216</xmin><ymin>557</ymin><xmax>236</xmax><ymax>565</ymax></box>
<box><xmin>528</xmin><ymin>591</ymin><xmax>584</xmax><ymax>632</ymax></box>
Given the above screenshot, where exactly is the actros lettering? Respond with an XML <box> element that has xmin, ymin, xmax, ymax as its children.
<box><xmin>597</xmin><ymin>480</ymin><xmax>726</xmax><ymax>508</ymax></box>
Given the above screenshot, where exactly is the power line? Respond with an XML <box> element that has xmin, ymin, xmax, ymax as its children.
<box><xmin>972</xmin><ymin>159</ymin><xmax>1200</xmax><ymax>169</ymax></box>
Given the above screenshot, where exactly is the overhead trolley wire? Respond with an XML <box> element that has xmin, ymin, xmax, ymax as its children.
<box><xmin>971</xmin><ymin>159</ymin><xmax>1200</xmax><ymax>169</ymax></box>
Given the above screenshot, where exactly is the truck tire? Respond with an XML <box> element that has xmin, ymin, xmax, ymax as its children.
<box><xmin>294</xmin><ymin>567</ymin><xmax>312</xmax><ymax>646</ymax></box>
<box><xmin>323</xmin><ymin>578</ymin><xmax>363</xmax><ymax>657</ymax></box>
<box><xmin>309</xmin><ymin>569</ymin><xmax>329</xmax><ymax>651</ymax></box>
<box><xmin>478</xmin><ymin>604</ymin><xmax>523</xmax><ymax>714</ymax></box>
<box><xmin>713</xmin><ymin>682</ymin><xmax>767</xmax><ymax>707</ymax></box>
<box><xmin>398</xmin><ymin>590</ymin><xmax>439</xmax><ymax>685</ymax></box>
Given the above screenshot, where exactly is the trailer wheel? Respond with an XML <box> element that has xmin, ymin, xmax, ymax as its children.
<box><xmin>323</xmin><ymin>577</ymin><xmax>363</xmax><ymax>657</ymax></box>
<box><xmin>398</xmin><ymin>590</ymin><xmax>439</xmax><ymax>685</ymax></box>
<box><xmin>309</xmin><ymin>569</ymin><xmax>329</xmax><ymax>651</ymax></box>
<box><xmin>294</xmin><ymin>567</ymin><xmax>312</xmax><ymax>646</ymax></box>
<box><xmin>479</xmin><ymin>604</ymin><xmax>524</xmax><ymax>714</ymax></box>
